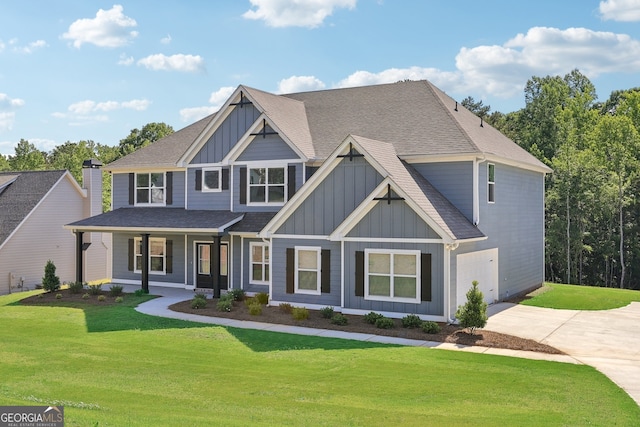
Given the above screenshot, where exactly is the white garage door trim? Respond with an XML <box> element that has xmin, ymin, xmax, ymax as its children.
<box><xmin>456</xmin><ymin>248</ymin><xmax>498</xmax><ymax>309</ymax></box>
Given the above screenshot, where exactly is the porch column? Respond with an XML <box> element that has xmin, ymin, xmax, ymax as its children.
<box><xmin>141</xmin><ymin>233</ymin><xmax>150</xmax><ymax>293</ymax></box>
<box><xmin>75</xmin><ymin>231</ymin><xmax>84</xmax><ymax>283</ymax></box>
<box><xmin>212</xmin><ymin>235</ymin><xmax>221</xmax><ymax>298</ymax></box>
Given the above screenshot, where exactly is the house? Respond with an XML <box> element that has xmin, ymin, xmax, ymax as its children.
<box><xmin>66</xmin><ymin>80</ymin><xmax>551</xmax><ymax>321</ymax></box>
<box><xmin>0</xmin><ymin>162</ymin><xmax>110</xmax><ymax>294</ymax></box>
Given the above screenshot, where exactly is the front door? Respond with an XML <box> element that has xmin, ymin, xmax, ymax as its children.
<box><xmin>196</xmin><ymin>242</ymin><xmax>228</xmax><ymax>289</ymax></box>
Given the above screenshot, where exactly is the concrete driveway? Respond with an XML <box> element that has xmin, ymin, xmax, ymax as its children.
<box><xmin>485</xmin><ymin>302</ymin><xmax>640</xmax><ymax>406</ymax></box>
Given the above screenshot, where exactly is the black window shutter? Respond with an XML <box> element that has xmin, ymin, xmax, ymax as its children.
<box><xmin>166</xmin><ymin>172</ymin><xmax>173</xmax><ymax>205</ymax></box>
<box><xmin>222</xmin><ymin>168</ymin><xmax>229</xmax><ymax>190</ymax></box>
<box><xmin>286</xmin><ymin>248</ymin><xmax>294</xmax><ymax>294</ymax></box>
<box><xmin>166</xmin><ymin>240</ymin><xmax>173</xmax><ymax>274</ymax></box>
<box><xmin>355</xmin><ymin>251</ymin><xmax>364</xmax><ymax>297</ymax></box>
<box><xmin>321</xmin><ymin>249</ymin><xmax>330</xmax><ymax>293</ymax></box>
<box><xmin>288</xmin><ymin>164</ymin><xmax>296</xmax><ymax>200</ymax></box>
<box><xmin>128</xmin><ymin>239</ymin><xmax>134</xmax><ymax>271</ymax></box>
<box><xmin>239</xmin><ymin>167</ymin><xmax>247</xmax><ymax>205</ymax></box>
<box><xmin>421</xmin><ymin>253</ymin><xmax>432</xmax><ymax>302</ymax></box>
<box><xmin>128</xmin><ymin>173</ymin><xmax>135</xmax><ymax>205</ymax></box>
<box><xmin>195</xmin><ymin>169</ymin><xmax>202</xmax><ymax>191</ymax></box>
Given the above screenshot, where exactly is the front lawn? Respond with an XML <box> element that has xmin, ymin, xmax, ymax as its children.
<box><xmin>520</xmin><ymin>283</ymin><xmax>640</xmax><ymax>310</ymax></box>
<box><xmin>1</xmin><ymin>292</ymin><xmax>638</xmax><ymax>426</ymax></box>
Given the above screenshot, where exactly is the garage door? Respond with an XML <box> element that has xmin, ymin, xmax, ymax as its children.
<box><xmin>456</xmin><ymin>248</ymin><xmax>498</xmax><ymax>308</ymax></box>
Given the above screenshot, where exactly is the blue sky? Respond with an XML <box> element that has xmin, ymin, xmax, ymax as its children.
<box><xmin>1</xmin><ymin>0</ymin><xmax>640</xmax><ymax>156</ymax></box>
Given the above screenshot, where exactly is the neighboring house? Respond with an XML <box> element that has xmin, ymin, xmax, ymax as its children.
<box><xmin>66</xmin><ymin>80</ymin><xmax>551</xmax><ymax>321</ymax></box>
<box><xmin>0</xmin><ymin>162</ymin><xmax>111</xmax><ymax>295</ymax></box>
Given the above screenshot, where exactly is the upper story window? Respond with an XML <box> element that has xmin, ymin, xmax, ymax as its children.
<box><xmin>365</xmin><ymin>249</ymin><xmax>421</xmax><ymax>304</ymax></box>
<box><xmin>249</xmin><ymin>167</ymin><xmax>286</xmax><ymax>205</ymax></box>
<box><xmin>487</xmin><ymin>163</ymin><xmax>495</xmax><ymax>203</ymax></box>
<box><xmin>202</xmin><ymin>167</ymin><xmax>221</xmax><ymax>192</ymax></box>
<box><xmin>136</xmin><ymin>172</ymin><xmax>165</xmax><ymax>205</ymax></box>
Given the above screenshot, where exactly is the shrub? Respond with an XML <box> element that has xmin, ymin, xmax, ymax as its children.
<box><xmin>455</xmin><ymin>280</ymin><xmax>488</xmax><ymax>335</ymax></box>
<box><xmin>375</xmin><ymin>317</ymin><xmax>395</xmax><ymax>329</ymax></box>
<box><xmin>331</xmin><ymin>314</ymin><xmax>348</xmax><ymax>325</ymax></box>
<box><xmin>134</xmin><ymin>289</ymin><xmax>147</xmax><ymax>297</ymax></box>
<box><xmin>248</xmin><ymin>301</ymin><xmax>263</xmax><ymax>315</ymax></box>
<box><xmin>82</xmin><ymin>293</ymin><xmax>90</xmax><ymax>300</ymax></box>
<box><xmin>115</xmin><ymin>296</ymin><xmax>124</xmax><ymax>303</ymax></box>
<box><xmin>191</xmin><ymin>296</ymin><xmax>207</xmax><ymax>309</ymax></box>
<box><xmin>401</xmin><ymin>314</ymin><xmax>423</xmax><ymax>329</ymax></box>
<box><xmin>291</xmin><ymin>307</ymin><xmax>309</xmax><ymax>321</ymax></box>
<box><xmin>97</xmin><ymin>295</ymin><xmax>106</xmax><ymax>301</ymax></box>
<box><xmin>55</xmin><ymin>293</ymin><xmax>62</xmax><ymax>299</ymax></box>
<box><xmin>255</xmin><ymin>292</ymin><xmax>269</xmax><ymax>305</ymax></box>
<box><xmin>320</xmin><ymin>306</ymin><xmax>334</xmax><ymax>319</ymax></box>
<box><xmin>227</xmin><ymin>288</ymin><xmax>246</xmax><ymax>302</ymax></box>
<box><xmin>421</xmin><ymin>321</ymin><xmax>441</xmax><ymax>334</ymax></box>
<box><xmin>109</xmin><ymin>285</ymin><xmax>124</xmax><ymax>297</ymax></box>
<box><xmin>68</xmin><ymin>281</ymin><xmax>84</xmax><ymax>294</ymax></box>
<box><xmin>279</xmin><ymin>303</ymin><xmax>293</xmax><ymax>313</ymax></box>
<box><xmin>42</xmin><ymin>260</ymin><xmax>60</xmax><ymax>293</ymax></box>
<box><xmin>363</xmin><ymin>311</ymin><xmax>384</xmax><ymax>325</ymax></box>
<box><xmin>244</xmin><ymin>297</ymin><xmax>256</xmax><ymax>307</ymax></box>
<box><xmin>88</xmin><ymin>284</ymin><xmax>102</xmax><ymax>295</ymax></box>
<box><xmin>216</xmin><ymin>299</ymin><xmax>232</xmax><ymax>312</ymax></box>
<box><xmin>37</xmin><ymin>294</ymin><xmax>44</xmax><ymax>299</ymax></box>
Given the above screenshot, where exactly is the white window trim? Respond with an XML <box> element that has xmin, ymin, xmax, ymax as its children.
<box><xmin>135</xmin><ymin>172</ymin><xmax>166</xmax><ymax>206</ymax></box>
<box><xmin>364</xmin><ymin>248</ymin><xmax>421</xmax><ymax>304</ymax></box>
<box><xmin>295</xmin><ymin>246</ymin><xmax>321</xmax><ymax>295</ymax></box>
<box><xmin>247</xmin><ymin>166</ymin><xmax>287</xmax><ymax>206</ymax></box>
<box><xmin>249</xmin><ymin>242</ymin><xmax>269</xmax><ymax>285</ymax></box>
<box><xmin>134</xmin><ymin>237</ymin><xmax>167</xmax><ymax>275</ymax></box>
<box><xmin>487</xmin><ymin>163</ymin><xmax>495</xmax><ymax>204</ymax></box>
<box><xmin>202</xmin><ymin>167</ymin><xmax>222</xmax><ymax>192</ymax></box>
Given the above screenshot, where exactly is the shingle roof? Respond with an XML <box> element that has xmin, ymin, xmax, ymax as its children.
<box><xmin>228</xmin><ymin>212</ymin><xmax>277</xmax><ymax>233</ymax></box>
<box><xmin>0</xmin><ymin>170</ymin><xmax>67</xmax><ymax>246</ymax></box>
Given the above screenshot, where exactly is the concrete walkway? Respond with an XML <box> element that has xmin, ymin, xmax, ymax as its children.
<box><xmin>485</xmin><ymin>302</ymin><xmax>640</xmax><ymax>406</ymax></box>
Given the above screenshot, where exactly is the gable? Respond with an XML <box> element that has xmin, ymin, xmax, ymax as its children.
<box><xmin>236</xmin><ymin>131</ymin><xmax>300</xmax><ymax>162</ymax></box>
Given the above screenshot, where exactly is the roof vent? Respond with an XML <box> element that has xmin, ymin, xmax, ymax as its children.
<box><xmin>82</xmin><ymin>159</ymin><xmax>103</xmax><ymax>168</ymax></box>
<box><xmin>454</xmin><ymin>101</ymin><xmax>458</xmax><ymax>112</ymax></box>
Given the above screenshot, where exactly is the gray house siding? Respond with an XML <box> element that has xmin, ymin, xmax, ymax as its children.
<box><xmin>411</xmin><ymin>162</ymin><xmax>474</xmax><ymax>222</ymax></box>
<box><xmin>186</xmin><ymin>168</ymin><xmax>231</xmax><ymax>210</ymax></box>
<box><xmin>238</xmin><ymin>237</ymin><xmax>270</xmax><ymax>294</ymax></box>
<box><xmin>276</xmin><ymin>157</ymin><xmax>384</xmax><ymax>235</ymax></box>
<box><xmin>271</xmin><ymin>238</ymin><xmax>342</xmax><ymax>307</ymax></box>
<box><xmin>343</xmin><ymin>241</ymin><xmax>444</xmax><ymax>316</ymax></box>
<box><xmin>112</xmin><ymin>171</ymin><xmax>185</xmax><ymax>209</ymax></box>
<box><xmin>347</xmin><ymin>201</ymin><xmax>441</xmax><ymax>239</ymax></box>
<box><xmin>190</xmin><ymin>104</ymin><xmax>261</xmax><ymax>164</ymax></box>
<box><xmin>237</xmin><ymin>133</ymin><xmax>299</xmax><ymax>161</ymax></box>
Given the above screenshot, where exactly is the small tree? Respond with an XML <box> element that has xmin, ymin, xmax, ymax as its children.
<box><xmin>42</xmin><ymin>260</ymin><xmax>60</xmax><ymax>292</ymax></box>
<box><xmin>455</xmin><ymin>280</ymin><xmax>488</xmax><ymax>335</ymax></box>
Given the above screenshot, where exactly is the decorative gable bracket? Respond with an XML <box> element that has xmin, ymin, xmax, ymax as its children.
<box><xmin>337</xmin><ymin>142</ymin><xmax>364</xmax><ymax>161</ymax></box>
<box><xmin>230</xmin><ymin>90</ymin><xmax>253</xmax><ymax>108</ymax></box>
<box><xmin>373</xmin><ymin>183</ymin><xmax>405</xmax><ymax>205</ymax></box>
<box><xmin>250</xmin><ymin>118</ymin><xmax>279</xmax><ymax>138</ymax></box>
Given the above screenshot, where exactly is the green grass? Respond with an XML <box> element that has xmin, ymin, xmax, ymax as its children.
<box><xmin>520</xmin><ymin>283</ymin><xmax>640</xmax><ymax>310</ymax></box>
<box><xmin>1</xmin><ymin>293</ymin><xmax>639</xmax><ymax>426</ymax></box>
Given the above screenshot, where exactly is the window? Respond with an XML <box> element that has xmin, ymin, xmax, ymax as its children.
<box><xmin>487</xmin><ymin>163</ymin><xmax>495</xmax><ymax>203</ymax></box>
<box><xmin>365</xmin><ymin>249</ymin><xmax>420</xmax><ymax>303</ymax></box>
<box><xmin>198</xmin><ymin>244</ymin><xmax>210</xmax><ymax>275</ymax></box>
<box><xmin>295</xmin><ymin>246</ymin><xmax>321</xmax><ymax>295</ymax></box>
<box><xmin>202</xmin><ymin>167</ymin><xmax>221</xmax><ymax>192</ymax></box>
<box><xmin>134</xmin><ymin>237</ymin><xmax>166</xmax><ymax>275</ymax></box>
<box><xmin>248</xmin><ymin>167</ymin><xmax>285</xmax><ymax>204</ymax></box>
<box><xmin>250</xmin><ymin>242</ymin><xmax>269</xmax><ymax>284</ymax></box>
<box><xmin>136</xmin><ymin>172</ymin><xmax>165</xmax><ymax>205</ymax></box>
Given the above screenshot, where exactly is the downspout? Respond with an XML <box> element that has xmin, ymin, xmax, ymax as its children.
<box><xmin>473</xmin><ymin>157</ymin><xmax>484</xmax><ymax>226</ymax></box>
<box><xmin>444</xmin><ymin>242</ymin><xmax>459</xmax><ymax>323</ymax></box>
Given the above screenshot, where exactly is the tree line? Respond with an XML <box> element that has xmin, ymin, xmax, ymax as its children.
<box><xmin>3</xmin><ymin>73</ymin><xmax>639</xmax><ymax>290</ymax></box>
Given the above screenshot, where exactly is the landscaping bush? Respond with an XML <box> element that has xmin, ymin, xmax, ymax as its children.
<box><xmin>134</xmin><ymin>288</ymin><xmax>148</xmax><ymax>296</ymax></box>
<box><xmin>255</xmin><ymin>292</ymin><xmax>269</xmax><ymax>305</ymax></box>
<box><xmin>55</xmin><ymin>293</ymin><xmax>62</xmax><ymax>299</ymax></box>
<box><xmin>455</xmin><ymin>280</ymin><xmax>488</xmax><ymax>335</ymax></box>
<box><xmin>82</xmin><ymin>293</ymin><xmax>90</xmax><ymax>300</ymax></box>
<box><xmin>244</xmin><ymin>297</ymin><xmax>256</xmax><ymax>307</ymax></box>
<box><xmin>421</xmin><ymin>321</ymin><xmax>441</xmax><ymax>334</ymax></box>
<box><xmin>320</xmin><ymin>306</ymin><xmax>334</xmax><ymax>319</ymax></box>
<box><xmin>401</xmin><ymin>314</ymin><xmax>423</xmax><ymax>329</ymax></box>
<box><xmin>216</xmin><ymin>299</ymin><xmax>232</xmax><ymax>312</ymax></box>
<box><xmin>227</xmin><ymin>288</ymin><xmax>246</xmax><ymax>302</ymax></box>
<box><xmin>109</xmin><ymin>285</ymin><xmax>124</xmax><ymax>297</ymax></box>
<box><xmin>42</xmin><ymin>260</ymin><xmax>60</xmax><ymax>293</ymax></box>
<box><xmin>248</xmin><ymin>301</ymin><xmax>262</xmax><ymax>315</ymax></box>
<box><xmin>375</xmin><ymin>317</ymin><xmax>395</xmax><ymax>329</ymax></box>
<box><xmin>219</xmin><ymin>293</ymin><xmax>234</xmax><ymax>303</ymax></box>
<box><xmin>279</xmin><ymin>303</ymin><xmax>293</xmax><ymax>313</ymax></box>
<box><xmin>363</xmin><ymin>311</ymin><xmax>384</xmax><ymax>325</ymax></box>
<box><xmin>68</xmin><ymin>281</ymin><xmax>84</xmax><ymax>294</ymax></box>
<box><xmin>331</xmin><ymin>314</ymin><xmax>348</xmax><ymax>325</ymax></box>
<box><xmin>115</xmin><ymin>296</ymin><xmax>124</xmax><ymax>303</ymax></box>
<box><xmin>88</xmin><ymin>284</ymin><xmax>102</xmax><ymax>295</ymax></box>
<box><xmin>191</xmin><ymin>294</ymin><xmax>208</xmax><ymax>309</ymax></box>
<box><xmin>291</xmin><ymin>307</ymin><xmax>309</xmax><ymax>321</ymax></box>
<box><xmin>97</xmin><ymin>295</ymin><xmax>106</xmax><ymax>301</ymax></box>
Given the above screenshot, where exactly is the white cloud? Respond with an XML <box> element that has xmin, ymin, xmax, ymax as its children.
<box><xmin>0</xmin><ymin>40</ymin><xmax>5</xmax><ymax>52</ymax></box>
<box><xmin>180</xmin><ymin>86</ymin><xmax>235</xmax><ymax>122</ymax></box>
<box><xmin>336</xmin><ymin>67</ymin><xmax>461</xmax><ymax>89</ymax></box>
<box><xmin>12</xmin><ymin>39</ymin><xmax>47</xmax><ymax>54</ymax></box>
<box><xmin>208</xmin><ymin>87</ymin><xmax>235</xmax><ymax>106</ymax></box>
<box><xmin>277</xmin><ymin>76</ymin><xmax>325</xmax><ymax>93</ymax></box>
<box><xmin>0</xmin><ymin>112</ymin><xmax>16</xmax><ymax>132</ymax></box>
<box><xmin>599</xmin><ymin>0</ymin><xmax>640</xmax><ymax>22</ymax></box>
<box><xmin>137</xmin><ymin>54</ymin><xmax>205</xmax><ymax>72</ymax></box>
<box><xmin>26</xmin><ymin>138</ymin><xmax>58</xmax><ymax>153</ymax></box>
<box><xmin>243</xmin><ymin>0</ymin><xmax>356</xmax><ymax>28</ymax></box>
<box><xmin>54</xmin><ymin>98</ymin><xmax>150</xmax><ymax>125</ymax></box>
<box><xmin>118</xmin><ymin>53</ymin><xmax>134</xmax><ymax>66</ymax></box>
<box><xmin>161</xmin><ymin>34</ymin><xmax>172</xmax><ymax>44</ymax></box>
<box><xmin>0</xmin><ymin>94</ymin><xmax>25</xmax><ymax>131</ymax></box>
<box><xmin>62</xmin><ymin>4</ymin><xmax>138</xmax><ymax>48</ymax></box>
<box><xmin>0</xmin><ymin>93</ymin><xmax>26</xmax><ymax>109</ymax></box>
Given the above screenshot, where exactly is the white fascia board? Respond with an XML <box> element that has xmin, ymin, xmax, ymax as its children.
<box><xmin>106</xmin><ymin>166</ymin><xmax>185</xmax><ymax>174</ymax></box>
<box><xmin>63</xmin><ymin>225</ymin><xmax>227</xmax><ymax>234</ymax></box>
<box><xmin>64</xmin><ymin>170</ymin><xmax>87</xmax><ymax>198</ymax></box>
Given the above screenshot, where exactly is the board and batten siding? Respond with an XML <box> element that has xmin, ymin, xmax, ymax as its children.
<box><xmin>276</xmin><ymin>157</ymin><xmax>384</xmax><ymax>235</ymax></box>
<box><xmin>236</xmin><ymin>133</ymin><xmax>299</xmax><ymax>162</ymax></box>
<box><xmin>347</xmin><ymin>199</ymin><xmax>441</xmax><ymax>239</ymax></box>
<box><xmin>411</xmin><ymin>162</ymin><xmax>474</xmax><ymax>222</ymax></box>
<box><xmin>190</xmin><ymin>104</ymin><xmax>261</xmax><ymax>164</ymax></box>
<box><xmin>186</xmin><ymin>168</ymin><xmax>230</xmax><ymax>210</ymax></box>
<box><xmin>270</xmin><ymin>238</ymin><xmax>341</xmax><ymax>307</ymax></box>
<box><xmin>111</xmin><ymin>171</ymin><xmax>185</xmax><ymax>209</ymax></box>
